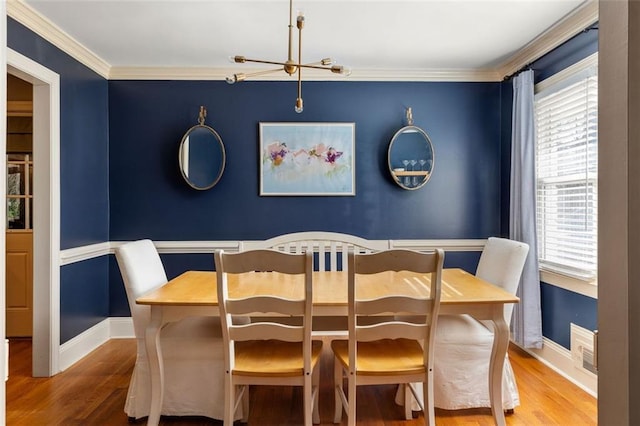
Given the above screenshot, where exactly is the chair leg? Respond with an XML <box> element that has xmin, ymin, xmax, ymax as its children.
<box><xmin>347</xmin><ymin>372</ymin><xmax>356</xmax><ymax>426</ymax></box>
<box><xmin>304</xmin><ymin>374</ymin><xmax>313</xmax><ymax>426</ymax></box>
<box><xmin>312</xmin><ymin>366</ymin><xmax>321</xmax><ymax>424</ymax></box>
<box><xmin>403</xmin><ymin>384</ymin><xmax>412</xmax><ymax>420</ymax></box>
<box><xmin>333</xmin><ymin>359</ymin><xmax>343</xmax><ymax>423</ymax></box>
<box><xmin>224</xmin><ymin>374</ymin><xmax>235</xmax><ymax>426</ymax></box>
<box><xmin>424</xmin><ymin>372</ymin><xmax>435</xmax><ymax>426</ymax></box>
<box><xmin>241</xmin><ymin>385</ymin><xmax>250</xmax><ymax>423</ymax></box>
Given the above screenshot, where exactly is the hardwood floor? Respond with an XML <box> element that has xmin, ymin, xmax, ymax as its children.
<box><xmin>7</xmin><ymin>338</ymin><xmax>596</xmax><ymax>425</ymax></box>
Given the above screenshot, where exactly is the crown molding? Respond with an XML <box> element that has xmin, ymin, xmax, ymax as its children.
<box><xmin>109</xmin><ymin>66</ymin><xmax>502</xmax><ymax>82</ymax></box>
<box><xmin>535</xmin><ymin>52</ymin><xmax>598</xmax><ymax>94</ymax></box>
<box><xmin>7</xmin><ymin>0</ymin><xmax>596</xmax><ymax>83</ymax></box>
<box><xmin>7</xmin><ymin>0</ymin><xmax>111</xmax><ymax>79</ymax></box>
<box><xmin>497</xmin><ymin>0</ymin><xmax>598</xmax><ymax>79</ymax></box>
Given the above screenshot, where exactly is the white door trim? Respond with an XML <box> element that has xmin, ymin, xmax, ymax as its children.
<box><xmin>7</xmin><ymin>48</ymin><xmax>61</xmax><ymax>377</ymax></box>
<box><xmin>1</xmin><ymin>3</ymin><xmax>8</xmax><ymax>421</ymax></box>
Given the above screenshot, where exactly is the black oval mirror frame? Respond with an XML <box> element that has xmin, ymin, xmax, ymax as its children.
<box><xmin>178</xmin><ymin>124</ymin><xmax>226</xmax><ymax>190</ymax></box>
<box><xmin>387</xmin><ymin>125</ymin><xmax>435</xmax><ymax>190</ymax></box>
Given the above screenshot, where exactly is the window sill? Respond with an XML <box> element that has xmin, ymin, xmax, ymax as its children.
<box><xmin>540</xmin><ymin>268</ymin><xmax>597</xmax><ymax>299</ymax></box>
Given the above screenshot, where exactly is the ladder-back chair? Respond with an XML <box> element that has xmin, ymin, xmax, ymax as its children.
<box><xmin>331</xmin><ymin>248</ymin><xmax>444</xmax><ymax>426</ymax></box>
<box><xmin>214</xmin><ymin>249</ymin><xmax>322</xmax><ymax>425</ymax></box>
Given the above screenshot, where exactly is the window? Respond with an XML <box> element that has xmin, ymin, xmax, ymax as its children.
<box><xmin>7</xmin><ymin>153</ymin><xmax>33</xmax><ymax>230</ymax></box>
<box><xmin>534</xmin><ymin>54</ymin><xmax>597</xmax><ymax>280</ymax></box>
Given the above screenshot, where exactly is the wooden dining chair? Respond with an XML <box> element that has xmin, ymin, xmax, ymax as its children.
<box><xmin>214</xmin><ymin>249</ymin><xmax>322</xmax><ymax>426</ymax></box>
<box><xmin>242</xmin><ymin>231</ymin><xmax>388</xmax><ymax>336</ymax></box>
<box><xmin>241</xmin><ymin>231</ymin><xmax>388</xmax><ymax>272</ymax></box>
<box><xmin>331</xmin><ymin>249</ymin><xmax>444</xmax><ymax>426</ymax></box>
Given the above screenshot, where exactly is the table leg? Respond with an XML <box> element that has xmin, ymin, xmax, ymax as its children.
<box><xmin>145</xmin><ymin>307</ymin><xmax>165</xmax><ymax>426</ymax></box>
<box><xmin>489</xmin><ymin>308</ymin><xmax>509</xmax><ymax>426</ymax></box>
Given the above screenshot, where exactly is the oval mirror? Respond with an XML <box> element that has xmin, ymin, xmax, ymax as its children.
<box><xmin>178</xmin><ymin>107</ymin><xmax>226</xmax><ymax>190</ymax></box>
<box><xmin>388</xmin><ymin>108</ymin><xmax>434</xmax><ymax>190</ymax></box>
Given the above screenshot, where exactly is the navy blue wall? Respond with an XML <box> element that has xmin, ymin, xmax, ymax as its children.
<box><xmin>8</xmin><ymin>18</ymin><xmax>110</xmax><ymax>248</ymax></box>
<box><xmin>541</xmin><ymin>282</ymin><xmax>598</xmax><ymax>349</ymax></box>
<box><xmin>8</xmin><ymin>18</ymin><xmax>110</xmax><ymax>343</ymax></box>
<box><xmin>108</xmin><ymin>80</ymin><xmax>503</xmax><ymax>241</ymax></box>
<box><xmin>499</xmin><ymin>80</ymin><xmax>513</xmax><ymax>239</ymax></box>
<box><xmin>60</xmin><ymin>257</ymin><xmax>110</xmax><ymax>343</ymax></box>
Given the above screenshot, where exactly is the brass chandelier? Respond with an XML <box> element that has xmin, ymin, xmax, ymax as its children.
<box><xmin>225</xmin><ymin>0</ymin><xmax>351</xmax><ymax>113</ymax></box>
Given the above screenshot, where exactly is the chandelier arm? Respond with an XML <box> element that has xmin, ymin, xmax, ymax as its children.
<box><xmin>237</xmin><ymin>60</ymin><xmax>343</xmax><ymax>72</ymax></box>
<box><xmin>237</xmin><ymin>58</ymin><xmax>343</xmax><ymax>71</ymax></box>
<box><xmin>239</xmin><ymin>58</ymin><xmax>293</xmax><ymax>68</ymax></box>
<box><xmin>244</xmin><ymin>68</ymin><xmax>286</xmax><ymax>78</ymax></box>
<box><xmin>298</xmin><ymin>64</ymin><xmax>338</xmax><ymax>71</ymax></box>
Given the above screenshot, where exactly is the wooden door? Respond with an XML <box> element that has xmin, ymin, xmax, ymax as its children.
<box><xmin>6</xmin><ymin>231</ymin><xmax>33</xmax><ymax>337</ymax></box>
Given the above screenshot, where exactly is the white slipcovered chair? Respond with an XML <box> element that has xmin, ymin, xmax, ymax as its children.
<box><xmin>398</xmin><ymin>237</ymin><xmax>529</xmax><ymax>412</ymax></box>
<box><xmin>116</xmin><ymin>239</ymin><xmax>237</xmax><ymax>421</ymax></box>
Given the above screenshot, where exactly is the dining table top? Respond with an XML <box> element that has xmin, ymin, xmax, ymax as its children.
<box><xmin>136</xmin><ymin>268</ymin><xmax>519</xmax><ymax>307</ymax></box>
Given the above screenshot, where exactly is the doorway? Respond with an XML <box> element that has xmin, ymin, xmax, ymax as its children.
<box><xmin>7</xmin><ymin>49</ymin><xmax>60</xmax><ymax>378</ymax></box>
<box><xmin>6</xmin><ymin>74</ymin><xmax>34</xmax><ymax>339</ymax></box>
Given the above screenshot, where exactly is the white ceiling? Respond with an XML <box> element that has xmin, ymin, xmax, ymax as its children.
<box><xmin>18</xmin><ymin>0</ymin><xmax>594</xmax><ymax>80</ymax></box>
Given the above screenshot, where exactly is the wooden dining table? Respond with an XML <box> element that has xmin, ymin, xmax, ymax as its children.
<box><xmin>137</xmin><ymin>268</ymin><xmax>518</xmax><ymax>426</ymax></box>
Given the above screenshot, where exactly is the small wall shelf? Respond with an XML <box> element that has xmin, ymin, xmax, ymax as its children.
<box><xmin>392</xmin><ymin>171</ymin><xmax>430</xmax><ymax>177</ymax></box>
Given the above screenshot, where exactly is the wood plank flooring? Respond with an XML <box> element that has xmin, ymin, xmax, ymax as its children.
<box><xmin>7</xmin><ymin>338</ymin><xmax>596</xmax><ymax>425</ymax></box>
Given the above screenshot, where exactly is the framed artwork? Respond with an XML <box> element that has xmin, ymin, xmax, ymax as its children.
<box><xmin>259</xmin><ymin>122</ymin><xmax>355</xmax><ymax>196</ymax></box>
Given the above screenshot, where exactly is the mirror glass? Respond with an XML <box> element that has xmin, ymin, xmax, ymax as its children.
<box><xmin>388</xmin><ymin>125</ymin><xmax>434</xmax><ymax>190</ymax></box>
<box><xmin>179</xmin><ymin>124</ymin><xmax>226</xmax><ymax>190</ymax></box>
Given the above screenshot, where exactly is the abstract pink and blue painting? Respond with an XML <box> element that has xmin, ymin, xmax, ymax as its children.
<box><xmin>259</xmin><ymin>122</ymin><xmax>355</xmax><ymax>196</ymax></box>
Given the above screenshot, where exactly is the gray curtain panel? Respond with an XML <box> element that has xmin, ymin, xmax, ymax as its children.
<box><xmin>509</xmin><ymin>70</ymin><xmax>543</xmax><ymax>349</ymax></box>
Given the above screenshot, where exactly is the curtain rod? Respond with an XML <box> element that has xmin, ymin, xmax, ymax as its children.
<box><xmin>502</xmin><ymin>24</ymin><xmax>599</xmax><ymax>82</ymax></box>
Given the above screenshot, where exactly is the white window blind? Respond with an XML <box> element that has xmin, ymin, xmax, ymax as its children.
<box><xmin>535</xmin><ymin>66</ymin><xmax>597</xmax><ymax>278</ymax></box>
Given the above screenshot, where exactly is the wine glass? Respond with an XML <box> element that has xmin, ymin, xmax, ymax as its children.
<box><xmin>401</xmin><ymin>160</ymin><xmax>410</xmax><ymax>186</ymax></box>
<box><xmin>419</xmin><ymin>159</ymin><xmax>427</xmax><ymax>171</ymax></box>
<box><xmin>409</xmin><ymin>160</ymin><xmax>418</xmax><ymax>186</ymax></box>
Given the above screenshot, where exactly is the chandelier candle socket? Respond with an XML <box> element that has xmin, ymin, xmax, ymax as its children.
<box><xmin>225</xmin><ymin>0</ymin><xmax>351</xmax><ymax>113</ymax></box>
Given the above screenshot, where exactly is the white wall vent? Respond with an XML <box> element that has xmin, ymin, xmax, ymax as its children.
<box><xmin>570</xmin><ymin>323</ymin><xmax>597</xmax><ymax>376</ymax></box>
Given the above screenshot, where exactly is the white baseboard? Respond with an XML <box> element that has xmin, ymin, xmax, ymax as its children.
<box><xmin>58</xmin><ymin>319</ymin><xmax>111</xmax><ymax>372</ymax></box>
<box><xmin>58</xmin><ymin>317</ymin><xmax>134</xmax><ymax>372</ymax></box>
<box><xmin>109</xmin><ymin>317</ymin><xmax>134</xmax><ymax>338</ymax></box>
<box><xmin>518</xmin><ymin>337</ymin><xmax>597</xmax><ymax>397</ymax></box>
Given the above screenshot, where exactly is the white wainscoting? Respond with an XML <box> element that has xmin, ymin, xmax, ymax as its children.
<box><xmin>59</xmin><ymin>239</ymin><xmax>487</xmax><ymax>263</ymax></box>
